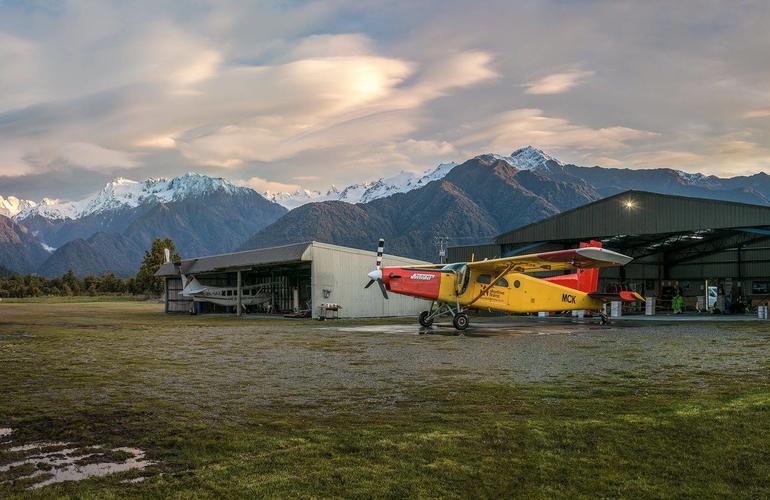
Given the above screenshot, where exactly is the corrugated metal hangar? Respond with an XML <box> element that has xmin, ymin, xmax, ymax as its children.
<box><xmin>156</xmin><ymin>241</ymin><xmax>429</xmax><ymax>318</ymax></box>
<box><xmin>449</xmin><ymin>190</ymin><xmax>770</xmax><ymax>312</ymax></box>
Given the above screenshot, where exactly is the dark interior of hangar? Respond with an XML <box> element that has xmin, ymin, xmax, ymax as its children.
<box><xmin>448</xmin><ymin>191</ymin><xmax>770</xmax><ymax>312</ymax></box>
<box><xmin>165</xmin><ymin>263</ymin><xmax>311</xmax><ymax>314</ymax></box>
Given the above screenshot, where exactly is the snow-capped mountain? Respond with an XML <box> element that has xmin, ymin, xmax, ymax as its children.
<box><xmin>16</xmin><ymin>173</ymin><xmax>248</xmax><ymax>221</ymax></box>
<box><xmin>265</xmin><ymin>161</ymin><xmax>458</xmax><ymax>209</ymax></box>
<box><xmin>474</xmin><ymin>146</ymin><xmax>565</xmax><ymax>173</ymax></box>
<box><xmin>263</xmin><ymin>187</ymin><xmax>342</xmax><ymax>211</ymax></box>
<box><xmin>0</xmin><ymin>195</ymin><xmax>38</xmax><ymax>218</ymax></box>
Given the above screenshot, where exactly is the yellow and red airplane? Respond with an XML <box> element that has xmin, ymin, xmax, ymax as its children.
<box><xmin>365</xmin><ymin>239</ymin><xmax>644</xmax><ymax>330</ymax></box>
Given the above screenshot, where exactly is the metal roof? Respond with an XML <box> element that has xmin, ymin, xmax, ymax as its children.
<box><xmin>155</xmin><ymin>240</ymin><xmax>428</xmax><ymax>277</ymax></box>
<box><xmin>495</xmin><ymin>190</ymin><xmax>770</xmax><ymax>245</ymax></box>
<box><xmin>156</xmin><ymin>242</ymin><xmax>313</xmax><ymax>277</ymax></box>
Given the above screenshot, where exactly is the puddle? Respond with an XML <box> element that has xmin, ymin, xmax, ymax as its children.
<box><xmin>333</xmin><ymin>325</ymin><xmax>421</xmax><ymax>334</ymax></box>
<box><xmin>8</xmin><ymin>442</ymin><xmax>71</xmax><ymax>452</ymax></box>
<box><xmin>0</xmin><ymin>431</ymin><xmax>154</xmax><ymax>490</ymax></box>
<box><xmin>331</xmin><ymin>321</ymin><xmax>597</xmax><ymax>337</ymax></box>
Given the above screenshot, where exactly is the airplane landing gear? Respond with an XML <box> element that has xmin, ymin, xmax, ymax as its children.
<box><xmin>416</xmin><ymin>302</ymin><xmax>469</xmax><ymax>331</ymax></box>
<box><xmin>452</xmin><ymin>312</ymin><xmax>469</xmax><ymax>331</ymax></box>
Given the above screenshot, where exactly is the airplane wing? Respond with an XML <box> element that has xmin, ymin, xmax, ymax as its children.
<box><xmin>465</xmin><ymin>247</ymin><xmax>633</xmax><ymax>275</ymax></box>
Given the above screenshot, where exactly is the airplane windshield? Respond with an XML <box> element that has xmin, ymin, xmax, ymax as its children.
<box><xmin>441</xmin><ymin>263</ymin><xmax>470</xmax><ymax>295</ymax></box>
<box><xmin>441</xmin><ymin>263</ymin><xmax>466</xmax><ymax>273</ymax></box>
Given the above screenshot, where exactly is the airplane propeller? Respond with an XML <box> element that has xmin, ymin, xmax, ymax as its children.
<box><xmin>365</xmin><ymin>238</ymin><xmax>388</xmax><ymax>299</ymax></box>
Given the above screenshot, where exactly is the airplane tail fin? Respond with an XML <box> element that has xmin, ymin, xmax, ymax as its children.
<box><xmin>575</xmin><ymin>240</ymin><xmax>601</xmax><ymax>293</ymax></box>
<box><xmin>544</xmin><ymin>240</ymin><xmax>602</xmax><ymax>293</ymax></box>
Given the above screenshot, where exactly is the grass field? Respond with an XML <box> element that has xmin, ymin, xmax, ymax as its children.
<box><xmin>1</xmin><ymin>301</ymin><xmax>770</xmax><ymax>498</ymax></box>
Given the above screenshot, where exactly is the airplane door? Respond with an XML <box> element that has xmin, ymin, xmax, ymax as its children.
<box><xmin>455</xmin><ymin>265</ymin><xmax>470</xmax><ymax>296</ymax></box>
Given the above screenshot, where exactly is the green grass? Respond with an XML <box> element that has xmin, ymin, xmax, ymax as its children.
<box><xmin>1</xmin><ymin>302</ymin><xmax>769</xmax><ymax>498</ymax></box>
<box><xmin>0</xmin><ymin>295</ymin><xmax>148</xmax><ymax>304</ymax></box>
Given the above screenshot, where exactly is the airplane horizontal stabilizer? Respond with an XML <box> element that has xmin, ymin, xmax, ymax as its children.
<box><xmin>589</xmin><ymin>291</ymin><xmax>645</xmax><ymax>302</ymax></box>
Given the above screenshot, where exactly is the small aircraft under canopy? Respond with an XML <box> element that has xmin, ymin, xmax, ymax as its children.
<box><xmin>364</xmin><ymin>239</ymin><xmax>643</xmax><ymax>330</ymax></box>
<box><xmin>181</xmin><ymin>275</ymin><xmax>273</xmax><ymax>312</ymax></box>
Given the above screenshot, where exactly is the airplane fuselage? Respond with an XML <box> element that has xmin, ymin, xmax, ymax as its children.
<box><xmin>384</xmin><ymin>266</ymin><xmax>605</xmax><ymax>313</ymax></box>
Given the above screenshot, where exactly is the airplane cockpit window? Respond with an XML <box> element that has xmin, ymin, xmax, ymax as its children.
<box><xmin>457</xmin><ymin>265</ymin><xmax>470</xmax><ymax>295</ymax></box>
<box><xmin>476</xmin><ymin>274</ymin><xmax>509</xmax><ymax>288</ymax></box>
<box><xmin>442</xmin><ymin>262</ymin><xmax>466</xmax><ymax>272</ymax></box>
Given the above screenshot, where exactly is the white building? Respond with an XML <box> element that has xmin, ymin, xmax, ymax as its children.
<box><xmin>156</xmin><ymin>241</ymin><xmax>430</xmax><ymax>319</ymax></box>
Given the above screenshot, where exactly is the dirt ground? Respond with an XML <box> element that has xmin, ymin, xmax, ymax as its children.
<box><xmin>2</xmin><ymin>300</ymin><xmax>769</xmax><ymax>497</ymax></box>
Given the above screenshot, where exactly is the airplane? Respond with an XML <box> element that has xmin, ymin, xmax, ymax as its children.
<box><xmin>181</xmin><ymin>274</ymin><xmax>274</xmax><ymax>312</ymax></box>
<box><xmin>364</xmin><ymin>239</ymin><xmax>644</xmax><ymax>331</ymax></box>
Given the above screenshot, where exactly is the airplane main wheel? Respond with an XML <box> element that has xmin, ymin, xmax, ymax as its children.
<box><xmin>418</xmin><ymin>311</ymin><xmax>434</xmax><ymax>327</ymax></box>
<box><xmin>453</xmin><ymin>312</ymin><xmax>469</xmax><ymax>331</ymax></box>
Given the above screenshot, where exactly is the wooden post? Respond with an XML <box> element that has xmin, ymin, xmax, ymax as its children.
<box><xmin>236</xmin><ymin>270</ymin><xmax>242</xmax><ymax>317</ymax></box>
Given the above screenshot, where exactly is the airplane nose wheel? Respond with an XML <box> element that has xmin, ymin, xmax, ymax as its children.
<box><xmin>418</xmin><ymin>311</ymin><xmax>434</xmax><ymax>327</ymax></box>
<box><xmin>452</xmin><ymin>312</ymin><xmax>469</xmax><ymax>331</ymax></box>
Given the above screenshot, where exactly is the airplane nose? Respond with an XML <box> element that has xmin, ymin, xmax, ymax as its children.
<box><xmin>367</xmin><ymin>269</ymin><xmax>382</xmax><ymax>280</ymax></box>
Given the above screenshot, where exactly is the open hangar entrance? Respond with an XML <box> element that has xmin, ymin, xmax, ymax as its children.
<box><xmin>157</xmin><ymin>241</ymin><xmax>429</xmax><ymax>319</ymax></box>
<box><xmin>448</xmin><ymin>191</ymin><xmax>770</xmax><ymax>313</ymax></box>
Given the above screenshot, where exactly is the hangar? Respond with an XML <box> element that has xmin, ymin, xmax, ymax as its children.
<box><xmin>156</xmin><ymin>241</ymin><xmax>429</xmax><ymax>318</ymax></box>
<box><xmin>448</xmin><ymin>190</ymin><xmax>770</xmax><ymax>312</ymax></box>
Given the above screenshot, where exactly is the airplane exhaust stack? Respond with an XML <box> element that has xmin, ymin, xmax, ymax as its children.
<box><xmin>364</xmin><ymin>238</ymin><xmax>388</xmax><ymax>299</ymax></box>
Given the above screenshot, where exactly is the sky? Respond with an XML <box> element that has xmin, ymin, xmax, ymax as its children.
<box><xmin>1</xmin><ymin>0</ymin><xmax>770</xmax><ymax>200</ymax></box>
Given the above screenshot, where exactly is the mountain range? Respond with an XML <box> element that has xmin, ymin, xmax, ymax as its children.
<box><xmin>1</xmin><ymin>174</ymin><xmax>286</xmax><ymax>276</ymax></box>
<box><xmin>264</xmin><ymin>162</ymin><xmax>458</xmax><ymax>209</ymax></box>
<box><xmin>240</xmin><ymin>146</ymin><xmax>770</xmax><ymax>260</ymax></box>
<box><xmin>1</xmin><ymin>146</ymin><xmax>769</xmax><ymax>275</ymax></box>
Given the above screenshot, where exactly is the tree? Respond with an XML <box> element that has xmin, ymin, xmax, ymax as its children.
<box><xmin>62</xmin><ymin>270</ymin><xmax>80</xmax><ymax>295</ymax></box>
<box><xmin>135</xmin><ymin>238</ymin><xmax>180</xmax><ymax>296</ymax></box>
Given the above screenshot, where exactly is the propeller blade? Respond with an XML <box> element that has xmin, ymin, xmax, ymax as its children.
<box><xmin>364</xmin><ymin>279</ymin><xmax>375</xmax><ymax>289</ymax></box>
<box><xmin>377</xmin><ymin>278</ymin><xmax>388</xmax><ymax>299</ymax></box>
<box><xmin>376</xmin><ymin>238</ymin><xmax>384</xmax><ymax>268</ymax></box>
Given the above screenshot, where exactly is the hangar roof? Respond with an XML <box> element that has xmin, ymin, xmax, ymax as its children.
<box><xmin>155</xmin><ymin>240</ymin><xmax>428</xmax><ymax>277</ymax></box>
<box><xmin>156</xmin><ymin>242</ymin><xmax>312</xmax><ymax>277</ymax></box>
<box><xmin>495</xmin><ymin>190</ymin><xmax>770</xmax><ymax>246</ymax></box>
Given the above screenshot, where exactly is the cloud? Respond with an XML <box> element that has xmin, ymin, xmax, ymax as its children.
<box><xmin>623</xmin><ymin>150</ymin><xmax>704</xmax><ymax>168</ymax></box>
<box><xmin>174</xmin><ymin>43</ymin><xmax>494</xmax><ymax>167</ymax></box>
<box><xmin>383</xmin><ymin>51</ymin><xmax>498</xmax><ymax>108</ymax></box>
<box><xmin>135</xmin><ymin>135</ymin><xmax>178</xmax><ymax>149</ymax></box>
<box><xmin>56</xmin><ymin>142</ymin><xmax>137</xmax><ymax>169</ymax></box>
<box><xmin>287</xmin><ymin>33</ymin><xmax>375</xmax><ymax>59</ymax></box>
<box><xmin>395</xmin><ymin>139</ymin><xmax>456</xmax><ymax>158</ymax></box>
<box><xmin>614</xmin><ymin>139</ymin><xmax>770</xmax><ymax>176</ymax></box>
<box><xmin>524</xmin><ymin>70</ymin><xmax>594</xmax><ymax>95</ymax></box>
<box><xmin>0</xmin><ymin>149</ymin><xmax>33</xmax><ymax>176</ymax></box>
<box><xmin>742</xmin><ymin>107</ymin><xmax>770</xmax><ymax>118</ymax></box>
<box><xmin>458</xmin><ymin>108</ymin><xmax>657</xmax><ymax>153</ymax></box>
<box><xmin>2</xmin><ymin>0</ymin><xmax>770</xmax><ymax>199</ymax></box>
<box><xmin>236</xmin><ymin>176</ymin><xmax>300</xmax><ymax>193</ymax></box>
